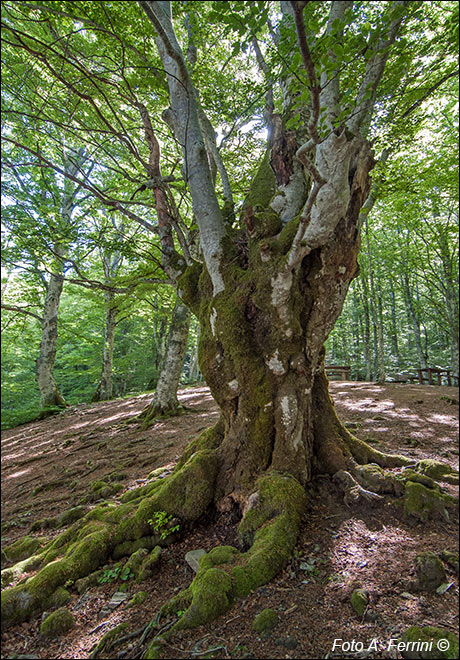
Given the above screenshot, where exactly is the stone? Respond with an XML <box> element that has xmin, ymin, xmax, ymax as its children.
<box><xmin>97</xmin><ymin>591</ymin><xmax>130</xmax><ymax>620</ymax></box>
<box><xmin>275</xmin><ymin>635</ymin><xmax>299</xmax><ymax>649</ymax></box>
<box><xmin>185</xmin><ymin>549</ymin><xmax>206</xmax><ymax>573</ymax></box>
<box><xmin>415</xmin><ymin>552</ymin><xmax>446</xmax><ymax>592</ymax></box>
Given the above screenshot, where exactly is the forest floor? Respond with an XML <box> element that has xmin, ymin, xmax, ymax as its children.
<box><xmin>1</xmin><ymin>382</ymin><xmax>459</xmax><ymax>659</ymax></box>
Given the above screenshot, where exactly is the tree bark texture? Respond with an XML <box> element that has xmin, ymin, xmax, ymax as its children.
<box><xmin>35</xmin><ymin>262</ymin><xmax>66</xmax><ymax>410</ymax></box>
<box><xmin>92</xmin><ymin>290</ymin><xmax>117</xmax><ymax>402</ymax></box>
<box><xmin>179</xmin><ymin>138</ymin><xmax>374</xmax><ymax>502</ymax></box>
<box><xmin>142</xmin><ymin>300</ymin><xmax>191</xmax><ymax>421</ymax></box>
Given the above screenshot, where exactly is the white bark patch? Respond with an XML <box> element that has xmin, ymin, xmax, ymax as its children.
<box><xmin>271</xmin><ymin>270</ymin><xmax>293</xmax><ymax>337</ymax></box>
<box><xmin>228</xmin><ymin>379</ymin><xmax>239</xmax><ymax>393</ymax></box>
<box><xmin>301</xmin><ymin>133</ymin><xmax>353</xmax><ymax>251</ymax></box>
<box><xmin>266</xmin><ymin>350</ymin><xmax>286</xmax><ymax>376</ymax></box>
<box><xmin>210</xmin><ymin>307</ymin><xmax>217</xmax><ymax>336</ymax></box>
<box><xmin>280</xmin><ymin>395</ymin><xmax>297</xmax><ymax>434</ymax></box>
<box><xmin>270</xmin><ymin>166</ymin><xmax>307</xmax><ymax>224</ymax></box>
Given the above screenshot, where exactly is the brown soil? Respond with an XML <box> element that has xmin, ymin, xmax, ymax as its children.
<box><xmin>1</xmin><ymin>382</ymin><xmax>459</xmax><ymax>659</ymax></box>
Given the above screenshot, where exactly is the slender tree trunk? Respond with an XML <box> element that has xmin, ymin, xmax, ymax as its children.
<box><xmin>141</xmin><ymin>300</ymin><xmax>191</xmax><ymax>422</ymax></box>
<box><xmin>439</xmin><ymin>231</ymin><xmax>459</xmax><ymax>375</ymax></box>
<box><xmin>92</xmin><ymin>291</ymin><xmax>117</xmax><ymax>401</ymax></box>
<box><xmin>402</xmin><ymin>271</ymin><xmax>427</xmax><ymax>370</ymax></box>
<box><xmin>389</xmin><ymin>279</ymin><xmax>400</xmax><ymax>369</ymax></box>
<box><xmin>357</xmin><ymin>279</ymin><xmax>372</xmax><ymax>381</ymax></box>
<box><xmin>364</xmin><ymin>219</ymin><xmax>385</xmax><ymax>382</ymax></box>
<box><xmin>36</xmin><ymin>255</ymin><xmax>66</xmax><ymax>410</ymax></box>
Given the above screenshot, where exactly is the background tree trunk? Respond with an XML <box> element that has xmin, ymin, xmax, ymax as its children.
<box><xmin>36</xmin><ymin>249</ymin><xmax>66</xmax><ymax>410</ymax></box>
<box><xmin>92</xmin><ymin>290</ymin><xmax>117</xmax><ymax>402</ymax></box>
<box><xmin>141</xmin><ymin>299</ymin><xmax>190</xmax><ymax>422</ymax></box>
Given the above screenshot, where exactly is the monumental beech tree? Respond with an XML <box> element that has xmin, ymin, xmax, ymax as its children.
<box><xmin>2</xmin><ymin>0</ymin><xmax>458</xmax><ymax>648</ymax></box>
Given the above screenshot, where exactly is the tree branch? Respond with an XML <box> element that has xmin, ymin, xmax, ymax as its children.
<box><xmin>1</xmin><ymin>304</ymin><xmax>44</xmax><ymax>323</ymax></box>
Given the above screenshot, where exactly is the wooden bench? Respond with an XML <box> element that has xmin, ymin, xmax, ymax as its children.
<box><xmin>417</xmin><ymin>368</ymin><xmax>458</xmax><ymax>387</ymax></box>
<box><xmin>387</xmin><ymin>373</ymin><xmax>418</xmax><ymax>384</ymax></box>
<box><xmin>325</xmin><ymin>365</ymin><xmax>351</xmax><ymax>381</ymax></box>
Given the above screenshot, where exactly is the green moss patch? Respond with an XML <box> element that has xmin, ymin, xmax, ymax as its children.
<box><xmin>351</xmin><ymin>588</ymin><xmax>369</xmax><ymax>617</ymax></box>
<box><xmin>416</xmin><ymin>459</ymin><xmax>459</xmax><ymax>485</ymax></box>
<box><xmin>40</xmin><ymin>607</ymin><xmax>75</xmax><ymax>638</ymax></box>
<box><xmin>404</xmin><ymin>481</ymin><xmax>456</xmax><ymax>522</ymax></box>
<box><xmin>415</xmin><ymin>552</ymin><xmax>446</xmax><ymax>592</ymax></box>
<box><xmin>128</xmin><ymin>590</ymin><xmax>148</xmax><ymax>608</ymax></box>
<box><xmin>2</xmin><ymin>535</ymin><xmax>46</xmax><ymax>566</ymax></box>
<box><xmin>176</xmin><ymin>567</ymin><xmax>233</xmax><ymax>630</ymax></box>
<box><xmin>399</xmin><ymin>626</ymin><xmax>459</xmax><ymax>659</ymax></box>
<box><xmin>252</xmin><ymin>608</ymin><xmax>278</xmax><ymax>636</ymax></box>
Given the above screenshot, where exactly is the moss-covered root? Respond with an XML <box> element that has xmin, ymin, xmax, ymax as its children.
<box><xmin>1</xmin><ymin>522</ymin><xmax>112</xmax><ymax>630</ymax></box>
<box><xmin>336</xmin><ymin>461</ymin><xmax>458</xmax><ymax>521</ymax></box>
<box><xmin>150</xmin><ymin>472</ymin><xmax>306</xmax><ymax>644</ymax></box>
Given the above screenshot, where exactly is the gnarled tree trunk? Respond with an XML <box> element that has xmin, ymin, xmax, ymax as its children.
<box><xmin>179</xmin><ymin>135</ymin><xmax>374</xmax><ymax>503</ymax></box>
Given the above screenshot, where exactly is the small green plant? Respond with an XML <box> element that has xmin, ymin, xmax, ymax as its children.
<box><xmin>148</xmin><ymin>511</ymin><xmax>180</xmax><ymax>540</ymax></box>
<box><xmin>97</xmin><ymin>565</ymin><xmax>134</xmax><ymax>584</ymax></box>
<box><xmin>98</xmin><ymin>566</ymin><xmax>121</xmax><ymax>584</ymax></box>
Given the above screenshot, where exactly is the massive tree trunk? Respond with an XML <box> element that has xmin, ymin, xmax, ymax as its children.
<box><xmin>35</xmin><ymin>249</ymin><xmax>66</xmax><ymax>411</ymax></box>
<box><xmin>178</xmin><ymin>134</ymin><xmax>374</xmax><ymax>501</ymax></box>
<box><xmin>141</xmin><ymin>299</ymin><xmax>190</xmax><ymax>422</ymax></box>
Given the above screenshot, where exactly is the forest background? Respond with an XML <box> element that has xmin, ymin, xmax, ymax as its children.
<box><xmin>1</xmin><ymin>1</ymin><xmax>458</xmax><ymax>430</ymax></box>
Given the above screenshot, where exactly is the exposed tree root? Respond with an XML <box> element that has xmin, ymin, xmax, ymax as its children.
<box><xmin>1</xmin><ymin>417</ymin><xmax>458</xmax><ymax>642</ymax></box>
<box><xmin>1</xmin><ymin>432</ymin><xmax>219</xmax><ymax>630</ymax></box>
<box><xmin>137</xmin><ymin>401</ymin><xmax>186</xmax><ymax>429</ymax></box>
<box><xmin>142</xmin><ymin>472</ymin><xmax>306</xmax><ymax>658</ymax></box>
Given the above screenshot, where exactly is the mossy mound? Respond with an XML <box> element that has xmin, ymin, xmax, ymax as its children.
<box><xmin>82</xmin><ymin>480</ymin><xmax>124</xmax><ymax>503</ymax></box>
<box><xmin>439</xmin><ymin>550</ymin><xmax>459</xmax><ymax>575</ymax></box>
<box><xmin>2</xmin><ymin>535</ymin><xmax>46</xmax><ymax>566</ymax></box>
<box><xmin>399</xmin><ymin>626</ymin><xmax>459</xmax><ymax>659</ymax></box>
<box><xmin>137</xmin><ymin>545</ymin><xmax>162</xmax><ymax>583</ymax></box>
<box><xmin>416</xmin><ymin>460</ymin><xmax>459</xmax><ymax>485</ymax></box>
<box><xmin>351</xmin><ymin>588</ymin><xmax>369</xmax><ymax>617</ymax></box>
<box><xmin>128</xmin><ymin>591</ymin><xmax>147</xmax><ymax>607</ymax></box>
<box><xmin>40</xmin><ymin>607</ymin><xmax>74</xmax><ymax>638</ymax></box>
<box><xmin>404</xmin><ymin>481</ymin><xmax>455</xmax><ymax>522</ymax></box>
<box><xmin>252</xmin><ymin>608</ymin><xmax>278</xmax><ymax>636</ymax></box>
<box><xmin>415</xmin><ymin>552</ymin><xmax>446</xmax><ymax>592</ymax></box>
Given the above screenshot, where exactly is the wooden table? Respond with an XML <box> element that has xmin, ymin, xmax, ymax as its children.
<box><xmin>326</xmin><ymin>365</ymin><xmax>351</xmax><ymax>381</ymax></box>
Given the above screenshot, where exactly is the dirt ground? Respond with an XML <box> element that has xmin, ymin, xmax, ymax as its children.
<box><xmin>1</xmin><ymin>382</ymin><xmax>459</xmax><ymax>659</ymax></box>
